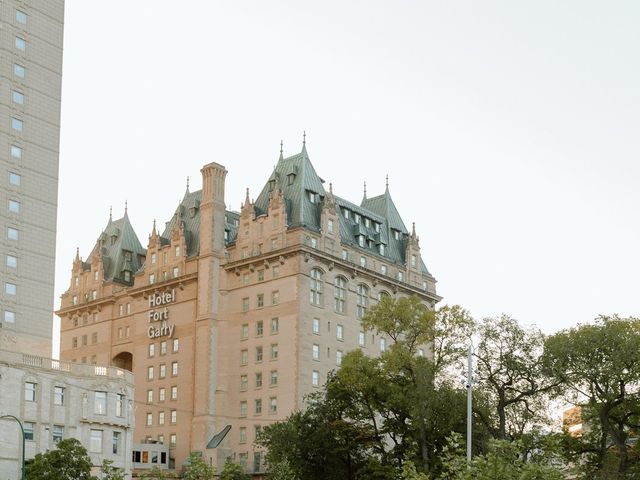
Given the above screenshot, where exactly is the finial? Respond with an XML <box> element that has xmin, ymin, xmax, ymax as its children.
<box><xmin>186</xmin><ymin>176</ymin><xmax>190</xmax><ymax>191</ymax></box>
<box><xmin>124</xmin><ymin>200</ymin><xmax>128</xmax><ymax>214</ymax></box>
<box><xmin>385</xmin><ymin>174</ymin><xmax>389</xmax><ymax>190</ymax></box>
<box><xmin>280</xmin><ymin>140</ymin><xmax>283</xmax><ymax>155</ymax></box>
<box><xmin>329</xmin><ymin>182</ymin><xmax>333</xmax><ymax>194</ymax></box>
<box><xmin>244</xmin><ymin>187</ymin><xmax>250</xmax><ymax>206</ymax></box>
<box><xmin>75</xmin><ymin>247</ymin><xmax>80</xmax><ymax>260</ymax></box>
<box><xmin>152</xmin><ymin>218</ymin><xmax>157</xmax><ymax>235</ymax></box>
<box><xmin>364</xmin><ymin>181</ymin><xmax>367</xmax><ymax>197</ymax></box>
<box><xmin>109</xmin><ymin>205</ymin><xmax>112</xmax><ymax>221</ymax></box>
<box><xmin>412</xmin><ymin>222</ymin><xmax>416</xmax><ymax>236</ymax></box>
<box><xmin>303</xmin><ymin>131</ymin><xmax>306</xmax><ymax>146</ymax></box>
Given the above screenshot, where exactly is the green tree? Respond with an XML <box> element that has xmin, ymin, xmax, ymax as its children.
<box><xmin>182</xmin><ymin>452</ymin><xmax>215</xmax><ymax>480</ymax></box>
<box><xmin>99</xmin><ymin>459</ymin><xmax>124</xmax><ymax>480</ymax></box>
<box><xmin>26</xmin><ymin>438</ymin><xmax>96</xmax><ymax>480</ymax></box>
<box><xmin>544</xmin><ymin>315</ymin><xmax>640</xmax><ymax>477</ymax></box>
<box><xmin>432</xmin><ymin>305</ymin><xmax>475</xmax><ymax>382</ymax></box>
<box><xmin>219</xmin><ymin>459</ymin><xmax>249</xmax><ymax>480</ymax></box>
<box><xmin>137</xmin><ymin>466</ymin><xmax>169</xmax><ymax>480</ymax></box>
<box><xmin>264</xmin><ymin>459</ymin><xmax>297</xmax><ymax>480</ymax></box>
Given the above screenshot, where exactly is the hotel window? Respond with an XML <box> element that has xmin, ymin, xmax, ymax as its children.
<box><xmin>117</xmin><ymin>328</ymin><xmax>123</xmax><ymax>340</ymax></box>
<box><xmin>175</xmin><ymin>246</ymin><xmax>180</xmax><ymax>257</ymax></box>
<box><xmin>4</xmin><ymin>311</ymin><xmax>16</xmax><ymax>324</ymax></box>
<box><xmin>24</xmin><ymin>422</ymin><xmax>35</xmax><ymax>441</ymax></box>
<box><xmin>146</xmin><ymin>413</ymin><xmax>153</xmax><ymax>426</ymax></box>
<box><xmin>257</xmin><ymin>293</ymin><xmax>264</xmax><ymax>308</ymax></box>
<box><xmin>270</xmin><ymin>370</ymin><xmax>278</xmax><ymax>386</ymax></box>
<box><xmin>147</xmin><ymin>390</ymin><xmax>153</xmax><ymax>403</ymax></box>
<box><xmin>258</xmin><ymin>269</ymin><xmax>264</xmax><ymax>281</ymax></box>
<box><xmin>310</xmin><ymin>237</ymin><xmax>318</xmax><ymax>249</ymax></box>
<box><xmin>354</xmin><ymin>213</ymin><xmax>360</xmax><ymax>224</ymax></box>
<box><xmin>242</xmin><ymin>273</ymin><xmax>249</xmax><ymax>285</ymax></box>
<box><xmin>172</xmin><ymin>361</ymin><xmax>178</xmax><ymax>376</ymax></box>
<box><xmin>82</xmin><ymin>334</ymin><xmax>87</xmax><ymax>346</ymax></box>
<box><xmin>423</xmin><ymin>281</ymin><xmax>428</xmax><ymax>291</ymax></box>
<box><xmin>381</xmin><ymin>264</ymin><xmax>388</xmax><ymax>275</ymax></box>
<box><xmin>124</xmin><ymin>270</ymin><xmax>131</xmax><ymax>282</ymax></box>
<box><xmin>241</xmin><ymin>349</ymin><xmax>248</xmax><ymax>365</ymax></box>
<box><xmin>173</xmin><ymin>266</ymin><xmax>179</xmax><ymax>278</ymax></box>
<box><xmin>334</xmin><ymin>276</ymin><xmax>346</xmax><ymax>313</ymax></box>
<box><xmin>359</xmin><ymin>331</ymin><xmax>365</xmax><ymax>347</ymax></box>
<box><xmin>54</xmin><ymin>386</ymin><xmax>65</xmax><ymax>405</ymax></box>
<box><xmin>7</xmin><ymin>227</ymin><xmax>18</xmax><ymax>240</ymax></box>
<box><xmin>16</xmin><ymin>10</ymin><xmax>27</xmax><ymax>24</ymax></box>
<box><xmin>380</xmin><ymin>338</ymin><xmax>387</xmax><ymax>352</ymax></box>
<box><xmin>256</xmin><ymin>346</ymin><xmax>263</xmax><ymax>362</ymax></box>
<box><xmin>25</xmin><ymin>381</ymin><xmax>36</xmax><ymax>401</ymax></box>
<box><xmin>327</xmin><ymin>219</ymin><xmax>334</xmax><ymax>233</ymax></box>
<box><xmin>241</xmin><ymin>324</ymin><xmax>249</xmax><ymax>340</ymax></box>
<box><xmin>11</xmin><ymin>145</ymin><xmax>22</xmax><ymax>159</ymax></box>
<box><xmin>147</xmin><ymin>366</ymin><xmax>154</xmax><ymax>380</ymax></box>
<box><xmin>271</xmin><ymin>317</ymin><xmax>279</xmax><ymax>334</ymax></box>
<box><xmin>113</xmin><ymin>432</ymin><xmax>121</xmax><ymax>454</ymax></box>
<box><xmin>356</xmin><ymin>284</ymin><xmax>369</xmax><ymax>318</ymax></box>
<box><xmin>411</xmin><ymin>254</ymin><xmax>417</xmax><ymax>267</ymax></box>
<box><xmin>255</xmin><ymin>399</ymin><xmax>262</xmax><ymax>415</ymax></box>
<box><xmin>151</xmin><ymin>253</ymin><xmax>157</xmax><ymax>264</ymax></box>
<box><xmin>9</xmin><ymin>172</ymin><xmax>21</xmax><ymax>185</ymax></box>
<box><xmin>309</xmin><ymin>268</ymin><xmax>323</xmax><ymax>305</ymax></box>
<box><xmin>312</xmin><ymin>370</ymin><xmax>320</xmax><ymax>387</ymax></box>
<box><xmin>14</xmin><ymin>63</ymin><xmax>25</xmax><ymax>78</ymax></box>
<box><xmin>91</xmin><ymin>332</ymin><xmax>98</xmax><ymax>344</ymax></box>
<box><xmin>269</xmin><ymin>397</ymin><xmax>277</xmax><ymax>413</ymax></box>
<box><xmin>11</xmin><ymin>118</ymin><xmax>23</xmax><ymax>132</ymax></box>
<box><xmin>158</xmin><ymin>434</ymin><xmax>164</xmax><ymax>445</ymax></box>
<box><xmin>158</xmin><ymin>411</ymin><xmax>165</xmax><ymax>426</ymax></box>
<box><xmin>15</xmin><ymin>36</ymin><xmax>26</xmax><ymax>50</ymax></box>
<box><xmin>242</xmin><ymin>297</ymin><xmax>249</xmax><ymax>312</ymax></box>
<box><xmin>270</xmin><ymin>238</ymin><xmax>278</xmax><ymax>250</ymax></box>
<box><xmin>360</xmin><ymin>256</ymin><xmax>366</xmax><ymax>268</ymax></box>
<box><xmin>240</xmin><ymin>375</ymin><xmax>248</xmax><ymax>391</ymax></box>
<box><xmin>256</xmin><ymin>372</ymin><xmax>263</xmax><ymax>388</ymax></box>
<box><xmin>341</xmin><ymin>249</ymin><xmax>348</xmax><ymax>261</ymax></box>
<box><xmin>379</xmin><ymin>244</ymin><xmax>386</xmax><ymax>256</ymax></box>
<box><xmin>170</xmin><ymin>434</ymin><xmax>177</xmax><ymax>447</ymax></box>
<box><xmin>159</xmin><ymin>364</ymin><xmax>166</xmax><ymax>379</ymax></box>
<box><xmin>72</xmin><ymin>295</ymin><xmax>78</xmax><ymax>305</ymax></box>
<box><xmin>239</xmin><ymin>427</ymin><xmax>247</xmax><ymax>443</ymax></box>
<box><xmin>5</xmin><ymin>283</ymin><xmax>17</xmax><ymax>296</ymax></box>
<box><xmin>160</xmin><ymin>340</ymin><xmax>167</xmax><ymax>355</ymax></box>
<box><xmin>6</xmin><ymin>255</ymin><xmax>17</xmax><ymax>268</ymax></box>
<box><xmin>272</xmin><ymin>265</ymin><xmax>279</xmax><ymax>278</ymax></box>
<box><xmin>397</xmin><ymin>271</ymin><xmax>404</xmax><ymax>282</ymax></box>
<box><xmin>149</xmin><ymin>273</ymin><xmax>155</xmax><ymax>284</ymax></box>
<box><xmin>91</xmin><ymin>355</ymin><xmax>97</xmax><ymax>364</ymax></box>
<box><xmin>336</xmin><ymin>324</ymin><xmax>344</xmax><ymax>341</ymax></box>
<box><xmin>94</xmin><ymin>391</ymin><xmax>107</xmax><ymax>414</ymax></box>
<box><xmin>255</xmin><ymin>425</ymin><xmax>262</xmax><ymax>440</ymax></box>
<box><xmin>312</xmin><ymin>318</ymin><xmax>320</xmax><ymax>335</ymax></box>
<box><xmin>312</xmin><ymin>344</ymin><xmax>320</xmax><ymax>361</ymax></box>
<box><xmin>53</xmin><ymin>425</ymin><xmax>64</xmax><ymax>444</ymax></box>
<box><xmin>272</xmin><ymin>290</ymin><xmax>279</xmax><ymax>305</ymax></box>
<box><xmin>171</xmin><ymin>386</ymin><xmax>177</xmax><ymax>400</ymax></box>
<box><xmin>159</xmin><ymin>388</ymin><xmax>166</xmax><ymax>402</ymax></box>
<box><xmin>256</xmin><ymin>320</ymin><xmax>264</xmax><ymax>336</ymax></box>
<box><xmin>240</xmin><ymin>401</ymin><xmax>247</xmax><ymax>417</ymax></box>
<box><xmin>394</xmin><ymin>230</ymin><xmax>400</xmax><ymax>240</ymax></box>
<box><xmin>270</xmin><ymin>344</ymin><xmax>278</xmax><ymax>360</ymax></box>
<box><xmin>358</xmin><ymin>235</ymin><xmax>365</xmax><ymax>247</ymax></box>
<box><xmin>170</xmin><ymin>410</ymin><xmax>177</xmax><ymax>424</ymax></box>
<box><xmin>336</xmin><ymin>350</ymin><xmax>343</xmax><ymax>366</ymax></box>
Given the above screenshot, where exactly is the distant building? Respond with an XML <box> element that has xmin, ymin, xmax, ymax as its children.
<box><xmin>0</xmin><ymin>349</ymin><xmax>134</xmax><ymax>479</ymax></box>
<box><xmin>57</xmin><ymin>142</ymin><xmax>441</xmax><ymax>474</ymax></box>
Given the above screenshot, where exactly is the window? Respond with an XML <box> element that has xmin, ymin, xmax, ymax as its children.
<box><xmin>357</xmin><ymin>285</ymin><xmax>369</xmax><ymax>318</ymax></box>
<box><xmin>270</xmin><ymin>370</ymin><xmax>278</xmax><ymax>386</ymax></box>
<box><xmin>358</xmin><ymin>235</ymin><xmax>365</xmax><ymax>247</ymax></box>
<box><xmin>112</xmin><ymin>432</ymin><xmax>121</xmax><ymax>454</ymax></box>
<box><xmin>4</xmin><ymin>311</ymin><xmax>16</xmax><ymax>323</ymax></box>
<box><xmin>255</xmin><ymin>399</ymin><xmax>262</xmax><ymax>414</ymax></box>
<box><xmin>172</xmin><ymin>266</ymin><xmax>179</xmax><ymax>278</ymax></box>
<box><xmin>341</xmin><ymin>249</ymin><xmax>348</xmax><ymax>260</ymax></box>
<box><xmin>15</xmin><ymin>36</ymin><xmax>26</xmax><ymax>50</ymax></box>
<box><xmin>256</xmin><ymin>320</ymin><xmax>264</xmax><ymax>336</ymax></box>
<box><xmin>72</xmin><ymin>295</ymin><xmax>78</xmax><ymax>305</ymax></box>
<box><xmin>95</xmin><ymin>391</ymin><xmax>107</xmax><ymax>414</ymax></box>
<box><xmin>336</xmin><ymin>324</ymin><xmax>344</xmax><ymax>341</ymax></box>
<box><xmin>118</xmin><ymin>304</ymin><xmax>124</xmax><ymax>316</ymax></box>
<box><xmin>53</xmin><ymin>425</ymin><xmax>64</xmax><ymax>443</ymax></box>
<box><xmin>175</xmin><ymin>246</ymin><xmax>180</xmax><ymax>257</ymax></box>
<box><xmin>271</xmin><ymin>290</ymin><xmax>279</xmax><ymax>305</ymax></box>
<box><xmin>170</xmin><ymin>410</ymin><xmax>177</xmax><ymax>424</ymax></box>
<box><xmin>256</xmin><ymin>346</ymin><xmax>263</xmax><ymax>362</ymax></box>
<box><xmin>380</xmin><ymin>338</ymin><xmax>387</xmax><ymax>352</ymax></box>
<box><xmin>378</xmin><ymin>291</ymin><xmax>390</xmax><ymax>301</ymax></box>
<box><xmin>397</xmin><ymin>271</ymin><xmax>404</xmax><ymax>282</ymax></box>
<box><xmin>24</xmin><ymin>422</ymin><xmax>34</xmax><ymax>441</ymax></box>
<box><xmin>90</xmin><ymin>429</ymin><xmax>102</xmax><ymax>453</ymax></box>
<box><xmin>328</xmin><ymin>219</ymin><xmax>334</xmax><ymax>233</ymax></box>
<box><xmin>269</xmin><ymin>397</ymin><xmax>277</xmax><ymax>413</ymax></box>
<box><xmin>240</xmin><ymin>375</ymin><xmax>248</xmax><ymax>391</ymax></box>
<box><xmin>312</xmin><ymin>370</ymin><xmax>320</xmax><ymax>387</ymax></box>
<box><xmin>7</xmin><ymin>227</ymin><xmax>18</xmax><ymax>240</ymax></box>
<box><xmin>241</xmin><ymin>349</ymin><xmax>248</xmax><ymax>365</ymax></box>
<box><xmin>242</xmin><ymin>297</ymin><xmax>249</xmax><ymax>312</ymax></box>
<box><xmin>256</xmin><ymin>372</ymin><xmax>263</xmax><ymax>388</ymax></box>
<box><xmin>337</xmin><ymin>350</ymin><xmax>343</xmax><ymax>365</ymax></box>
<box><xmin>309</xmin><ymin>268</ymin><xmax>323</xmax><ymax>305</ymax></box>
<box><xmin>159</xmin><ymin>364</ymin><xmax>166</xmax><ymax>378</ymax></box>
<box><xmin>149</xmin><ymin>273</ymin><xmax>155</xmax><ymax>284</ymax></box>
<box><xmin>257</xmin><ymin>293</ymin><xmax>264</xmax><ymax>308</ymax></box>
<box><xmin>271</xmin><ymin>317</ymin><xmax>279</xmax><ymax>334</ymax></box>
<box><xmin>381</xmin><ymin>264</ymin><xmax>388</xmax><ymax>276</ymax></box>
<box><xmin>334</xmin><ymin>277</ymin><xmax>346</xmax><ymax>313</ymax></box>
<box><xmin>310</xmin><ymin>237</ymin><xmax>318</xmax><ymax>249</ymax></box>
<box><xmin>312</xmin><ymin>318</ymin><xmax>320</xmax><ymax>334</ymax></box>
<box><xmin>312</xmin><ymin>344</ymin><xmax>320</xmax><ymax>361</ymax></box>
<box><xmin>394</xmin><ymin>230</ymin><xmax>400</xmax><ymax>240</ymax></box>
<box><xmin>147</xmin><ymin>390</ymin><xmax>153</xmax><ymax>403</ymax></box>
<box><xmin>6</xmin><ymin>255</ymin><xmax>17</xmax><ymax>268</ymax></box>
<box><xmin>271</xmin><ymin>238</ymin><xmax>278</xmax><ymax>250</ymax></box>
<box><xmin>242</xmin><ymin>273</ymin><xmax>249</xmax><ymax>285</ymax></box>
<box><xmin>241</xmin><ymin>324</ymin><xmax>249</xmax><ymax>339</ymax></box>
<box><xmin>171</xmin><ymin>385</ymin><xmax>178</xmax><ymax>400</ymax></box>
<box><xmin>82</xmin><ymin>334</ymin><xmax>87</xmax><ymax>346</ymax></box>
<box><xmin>91</xmin><ymin>332</ymin><xmax>98</xmax><ymax>344</ymax></box>
<box><xmin>160</xmin><ymin>340</ymin><xmax>167</xmax><ymax>355</ymax></box>
<box><xmin>239</xmin><ymin>427</ymin><xmax>247</xmax><ymax>443</ymax></box>
<box><xmin>411</xmin><ymin>254</ymin><xmax>417</xmax><ymax>267</ymax></box>
<box><xmin>354</xmin><ymin>213</ymin><xmax>361</xmax><ymax>224</ymax></box>
<box><xmin>159</xmin><ymin>388</ymin><xmax>166</xmax><ymax>402</ymax></box>
<box><xmin>172</xmin><ymin>361</ymin><xmax>178</xmax><ymax>376</ymax></box>
<box><xmin>151</xmin><ymin>253</ymin><xmax>157</xmax><ymax>264</ymax></box>
<box><xmin>240</xmin><ymin>401</ymin><xmax>247</xmax><ymax>417</ymax></box>
<box><xmin>5</xmin><ymin>283</ymin><xmax>17</xmax><ymax>295</ymax></box>
<box><xmin>360</xmin><ymin>256</ymin><xmax>366</xmax><ymax>268</ymax></box>
<box><xmin>379</xmin><ymin>244</ymin><xmax>386</xmax><ymax>256</ymax></box>
<box><xmin>124</xmin><ymin>270</ymin><xmax>131</xmax><ymax>282</ymax></box>
<box><xmin>11</xmin><ymin>118</ymin><xmax>23</xmax><ymax>132</ymax></box>
<box><xmin>272</xmin><ymin>265</ymin><xmax>279</xmax><ymax>278</ymax></box>
<box><xmin>307</xmin><ymin>191</ymin><xmax>317</xmax><ymax>203</ymax></box>
<box><xmin>147</xmin><ymin>366</ymin><xmax>154</xmax><ymax>380</ymax></box>
<box><xmin>359</xmin><ymin>331</ymin><xmax>366</xmax><ymax>347</ymax></box>
<box><xmin>158</xmin><ymin>411</ymin><xmax>165</xmax><ymax>425</ymax></box>
<box><xmin>9</xmin><ymin>172</ymin><xmax>21</xmax><ymax>185</ymax></box>
<box><xmin>25</xmin><ymin>382</ymin><xmax>36</xmax><ymax>401</ymax></box>
<box><xmin>11</xmin><ymin>145</ymin><xmax>22</xmax><ymax>159</ymax></box>
<box><xmin>114</xmin><ymin>394</ymin><xmax>124</xmax><ymax>417</ymax></box>
<box><xmin>170</xmin><ymin>434</ymin><xmax>177</xmax><ymax>447</ymax></box>
<box><xmin>14</xmin><ymin>64</ymin><xmax>25</xmax><ymax>78</ymax></box>
<box><xmin>16</xmin><ymin>10</ymin><xmax>27</xmax><ymax>24</ymax></box>
<box><xmin>258</xmin><ymin>270</ymin><xmax>264</xmax><ymax>281</ymax></box>
<box><xmin>146</xmin><ymin>413</ymin><xmax>153</xmax><ymax>426</ymax></box>
<box><xmin>270</xmin><ymin>344</ymin><xmax>278</xmax><ymax>360</ymax></box>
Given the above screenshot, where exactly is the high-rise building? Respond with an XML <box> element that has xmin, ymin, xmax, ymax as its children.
<box><xmin>0</xmin><ymin>1</ymin><xmax>65</xmax><ymax>357</ymax></box>
<box><xmin>57</xmin><ymin>143</ymin><xmax>441</xmax><ymax>474</ymax></box>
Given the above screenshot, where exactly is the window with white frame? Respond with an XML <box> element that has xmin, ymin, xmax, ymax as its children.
<box><xmin>309</xmin><ymin>268</ymin><xmax>323</xmax><ymax>305</ymax></box>
<box><xmin>334</xmin><ymin>276</ymin><xmax>346</xmax><ymax>313</ymax></box>
<box><xmin>312</xmin><ymin>370</ymin><xmax>320</xmax><ymax>387</ymax></box>
<box><xmin>356</xmin><ymin>284</ymin><xmax>369</xmax><ymax>318</ymax></box>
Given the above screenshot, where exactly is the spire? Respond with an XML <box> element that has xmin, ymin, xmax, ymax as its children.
<box><xmin>301</xmin><ymin>131</ymin><xmax>308</xmax><ymax>157</ymax></box>
<box><xmin>152</xmin><ymin>218</ymin><xmax>157</xmax><ymax>236</ymax></box>
<box><xmin>109</xmin><ymin>205</ymin><xmax>112</xmax><ymax>222</ymax></box>
<box><xmin>363</xmin><ymin>181</ymin><xmax>367</xmax><ymax>200</ymax></box>
<box><xmin>385</xmin><ymin>174</ymin><xmax>389</xmax><ymax>192</ymax></box>
<box><xmin>412</xmin><ymin>222</ymin><xmax>416</xmax><ymax>237</ymax></box>
<box><xmin>124</xmin><ymin>200</ymin><xmax>128</xmax><ymax>216</ymax></box>
<box><xmin>329</xmin><ymin>182</ymin><xmax>333</xmax><ymax>195</ymax></box>
<box><xmin>244</xmin><ymin>187</ymin><xmax>250</xmax><ymax>207</ymax></box>
<box><xmin>279</xmin><ymin>140</ymin><xmax>284</xmax><ymax>161</ymax></box>
<box><xmin>75</xmin><ymin>247</ymin><xmax>80</xmax><ymax>261</ymax></box>
<box><xmin>186</xmin><ymin>176</ymin><xmax>190</xmax><ymax>193</ymax></box>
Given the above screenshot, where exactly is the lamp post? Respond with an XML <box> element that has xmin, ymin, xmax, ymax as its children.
<box><xmin>1</xmin><ymin>414</ymin><xmax>26</xmax><ymax>480</ymax></box>
<box><xmin>466</xmin><ymin>342</ymin><xmax>474</xmax><ymax>466</ymax></box>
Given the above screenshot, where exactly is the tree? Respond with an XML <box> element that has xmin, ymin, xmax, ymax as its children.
<box><xmin>26</xmin><ymin>438</ymin><xmax>96</xmax><ymax>480</ymax></box>
<box><xmin>99</xmin><ymin>459</ymin><xmax>124</xmax><ymax>480</ymax></box>
<box><xmin>432</xmin><ymin>305</ymin><xmax>475</xmax><ymax>382</ymax></box>
<box><xmin>474</xmin><ymin>315</ymin><xmax>560</xmax><ymax>440</ymax></box>
<box><xmin>544</xmin><ymin>315</ymin><xmax>640</xmax><ymax>477</ymax></box>
<box><xmin>182</xmin><ymin>452</ymin><xmax>215</xmax><ymax>480</ymax></box>
<box><xmin>264</xmin><ymin>459</ymin><xmax>297</xmax><ymax>480</ymax></box>
<box><xmin>137</xmin><ymin>466</ymin><xmax>170</xmax><ymax>480</ymax></box>
<box><xmin>219</xmin><ymin>459</ymin><xmax>249</xmax><ymax>480</ymax></box>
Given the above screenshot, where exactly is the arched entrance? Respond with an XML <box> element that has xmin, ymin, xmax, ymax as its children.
<box><xmin>112</xmin><ymin>351</ymin><xmax>133</xmax><ymax>372</ymax></box>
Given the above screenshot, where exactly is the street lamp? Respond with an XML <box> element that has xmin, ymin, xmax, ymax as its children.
<box><xmin>465</xmin><ymin>342</ymin><xmax>474</xmax><ymax>466</ymax></box>
<box><xmin>1</xmin><ymin>414</ymin><xmax>26</xmax><ymax>480</ymax></box>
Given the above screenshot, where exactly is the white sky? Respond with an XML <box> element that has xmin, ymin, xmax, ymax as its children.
<box><xmin>53</xmin><ymin>1</ymin><xmax>640</xmax><ymax>355</ymax></box>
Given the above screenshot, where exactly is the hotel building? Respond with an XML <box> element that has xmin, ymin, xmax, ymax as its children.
<box><xmin>57</xmin><ymin>143</ymin><xmax>441</xmax><ymax>473</ymax></box>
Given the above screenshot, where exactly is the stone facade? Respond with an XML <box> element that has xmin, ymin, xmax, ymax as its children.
<box><xmin>0</xmin><ymin>349</ymin><xmax>134</xmax><ymax>479</ymax></box>
<box><xmin>57</xmin><ymin>146</ymin><xmax>441</xmax><ymax>474</ymax></box>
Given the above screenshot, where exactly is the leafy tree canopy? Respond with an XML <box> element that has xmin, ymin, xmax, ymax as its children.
<box><xmin>26</xmin><ymin>438</ymin><xmax>95</xmax><ymax>480</ymax></box>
